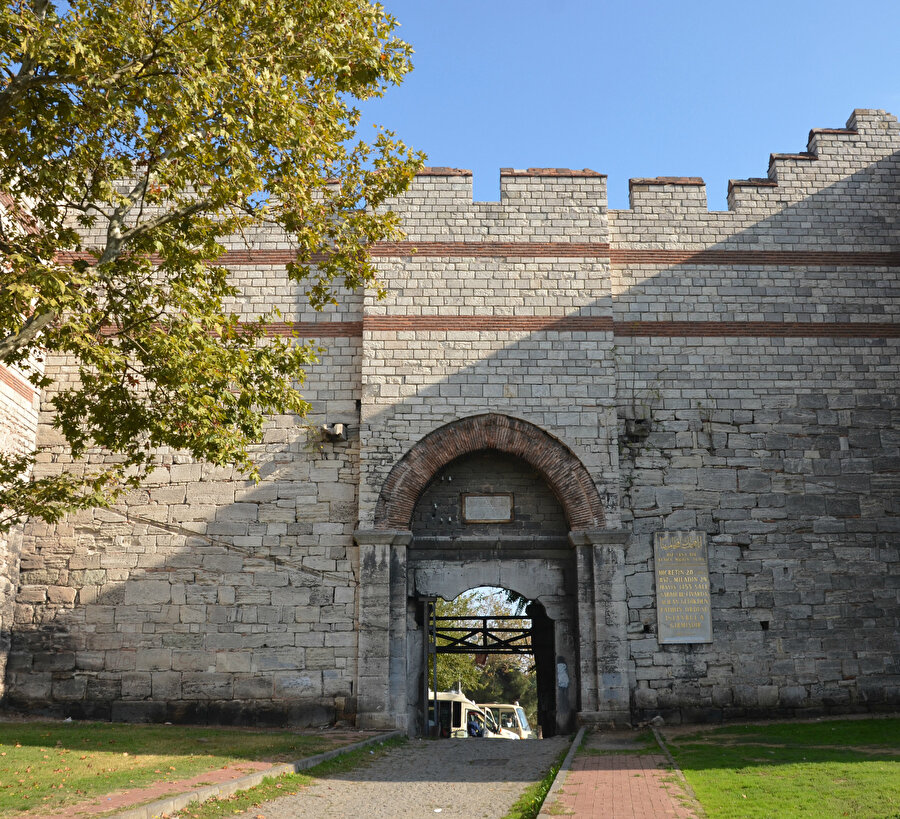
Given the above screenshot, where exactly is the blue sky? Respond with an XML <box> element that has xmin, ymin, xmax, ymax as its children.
<box><xmin>363</xmin><ymin>1</ymin><xmax>900</xmax><ymax>210</ymax></box>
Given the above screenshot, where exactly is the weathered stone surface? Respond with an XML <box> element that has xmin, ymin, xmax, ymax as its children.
<box><xmin>124</xmin><ymin>580</ymin><xmax>171</xmax><ymax>605</ymax></box>
<box><xmin>2</xmin><ymin>109</ymin><xmax>897</xmax><ymax>731</ymax></box>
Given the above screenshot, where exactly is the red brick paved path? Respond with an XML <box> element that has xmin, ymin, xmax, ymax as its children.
<box><xmin>544</xmin><ymin>729</ymin><xmax>700</xmax><ymax>819</ymax></box>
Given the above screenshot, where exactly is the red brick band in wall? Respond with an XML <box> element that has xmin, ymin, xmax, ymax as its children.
<box><xmin>363</xmin><ymin>316</ymin><xmax>615</xmax><ymax>332</ymax></box>
<box><xmin>59</xmin><ymin>246</ymin><xmax>900</xmax><ymax>267</ymax></box>
<box><xmin>610</xmin><ymin>249</ymin><xmax>900</xmax><ymax>266</ymax></box>
<box><xmin>368</xmin><ymin>242</ymin><xmax>611</xmax><ymax>258</ymax></box>
<box><xmin>226</xmin><ymin>245</ymin><xmax>900</xmax><ymax>265</ymax></box>
<box><xmin>0</xmin><ymin>364</ymin><xmax>37</xmax><ymax>402</ymax></box>
<box><xmin>258</xmin><ymin>318</ymin><xmax>899</xmax><ymax>338</ymax></box>
<box><xmin>373</xmin><ymin>413</ymin><xmax>605</xmax><ymax>532</ymax></box>
<box><xmin>613</xmin><ymin>321</ymin><xmax>900</xmax><ymax>338</ymax></box>
<box><xmin>261</xmin><ymin>321</ymin><xmax>363</xmax><ymax>337</ymax></box>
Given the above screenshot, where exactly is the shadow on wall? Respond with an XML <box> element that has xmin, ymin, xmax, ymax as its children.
<box><xmin>5</xmin><ymin>129</ymin><xmax>899</xmax><ymax>725</ymax></box>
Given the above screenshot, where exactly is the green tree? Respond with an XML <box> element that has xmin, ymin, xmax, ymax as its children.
<box><xmin>0</xmin><ymin>0</ymin><xmax>424</xmax><ymax>531</ymax></box>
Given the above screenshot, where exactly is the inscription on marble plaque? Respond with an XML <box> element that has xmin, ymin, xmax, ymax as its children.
<box><xmin>462</xmin><ymin>493</ymin><xmax>514</xmax><ymax>524</ymax></box>
<box><xmin>654</xmin><ymin>530</ymin><xmax>712</xmax><ymax>644</ymax></box>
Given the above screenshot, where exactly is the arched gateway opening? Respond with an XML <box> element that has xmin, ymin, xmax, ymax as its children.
<box><xmin>422</xmin><ymin>586</ymin><xmax>543</xmax><ymax>738</ymax></box>
<box><xmin>355</xmin><ymin>414</ymin><xmax>630</xmax><ymax>734</ymax></box>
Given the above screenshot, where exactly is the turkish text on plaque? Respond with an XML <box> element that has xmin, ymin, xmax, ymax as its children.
<box><xmin>654</xmin><ymin>530</ymin><xmax>712</xmax><ymax>644</ymax></box>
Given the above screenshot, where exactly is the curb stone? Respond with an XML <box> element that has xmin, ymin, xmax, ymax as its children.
<box><xmin>651</xmin><ymin>726</ymin><xmax>702</xmax><ymax>811</ymax></box>
<box><xmin>537</xmin><ymin>726</ymin><xmax>585</xmax><ymax>817</ymax></box>
<box><xmin>109</xmin><ymin>730</ymin><xmax>403</xmax><ymax>819</ymax></box>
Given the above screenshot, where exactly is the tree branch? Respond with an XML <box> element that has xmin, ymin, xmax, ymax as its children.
<box><xmin>0</xmin><ymin>308</ymin><xmax>56</xmax><ymax>362</ymax></box>
<box><xmin>116</xmin><ymin>198</ymin><xmax>213</xmax><ymax>249</ymax></box>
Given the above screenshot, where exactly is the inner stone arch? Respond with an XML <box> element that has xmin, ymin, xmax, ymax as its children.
<box><xmin>374</xmin><ymin>413</ymin><xmax>605</xmax><ymax>531</ymax></box>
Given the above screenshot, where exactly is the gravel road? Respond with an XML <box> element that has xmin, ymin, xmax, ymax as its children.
<box><xmin>239</xmin><ymin>735</ymin><xmax>572</xmax><ymax>819</ymax></box>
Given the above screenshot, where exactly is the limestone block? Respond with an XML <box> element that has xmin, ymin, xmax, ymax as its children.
<box><xmin>124</xmin><ymin>580</ymin><xmax>171</xmax><ymax>605</ymax></box>
<box><xmin>304</xmin><ymin>647</ymin><xmax>336</xmax><ymax>669</ymax></box>
<box><xmin>179</xmin><ymin>605</ymin><xmax>207</xmax><ymax>624</ymax></box>
<box><xmin>201</xmin><ymin>554</ymin><xmax>245</xmax><ymax>573</ymax></box>
<box><xmin>216</xmin><ymin>653</ymin><xmax>252</xmax><ymax>673</ymax></box>
<box><xmin>169</xmin><ymin>464</ymin><xmax>202</xmax><ymax>483</ymax></box>
<box><xmin>625</xmin><ymin>571</ymin><xmax>655</xmax><ymax>598</ymax></box>
<box><xmin>234</xmin><ymin>675</ymin><xmax>273</xmax><ymax>699</ymax></box>
<box><xmin>251</xmin><ymin>572</ymin><xmax>289</xmax><ymax>587</ymax></box>
<box><xmin>252</xmin><ymin>648</ymin><xmax>301</xmax><ymax>672</ymax></box>
<box><xmin>216</xmin><ymin>503</ymin><xmax>259</xmax><ymax>522</ymax></box>
<box><xmin>776</xmin><ymin>686</ymin><xmax>808</xmax><ymax>707</ymax></box>
<box><xmin>181</xmin><ymin>672</ymin><xmax>233</xmax><ymax>700</ymax></box>
<box><xmin>121</xmin><ymin>672</ymin><xmax>152</xmax><ymax>699</ymax></box>
<box><xmin>135</xmin><ymin>649</ymin><xmax>173</xmax><ymax>672</ymax></box>
<box><xmin>171</xmin><ymin>651</ymin><xmax>216</xmax><ymax>672</ymax></box>
<box><xmin>33</xmin><ymin>652</ymin><xmax>75</xmax><ymax>672</ymax></box>
<box><xmin>630</xmin><ymin>683</ymin><xmax>657</xmax><ymax>709</ymax></box>
<box><xmin>322</xmin><ymin>669</ymin><xmax>351</xmax><ymax>696</ymax></box>
<box><xmin>185</xmin><ymin>482</ymin><xmax>235</xmax><ymax>506</ymax></box>
<box><xmin>51</xmin><ymin>676</ymin><xmax>88</xmax><ymax>700</ymax></box>
<box><xmin>18</xmin><ymin>586</ymin><xmax>46</xmax><ymax>603</ymax></box>
<box><xmin>274</xmin><ymin>671</ymin><xmax>322</xmax><ymax>698</ymax></box>
<box><xmin>13</xmin><ymin>672</ymin><xmax>51</xmax><ymax>699</ymax></box>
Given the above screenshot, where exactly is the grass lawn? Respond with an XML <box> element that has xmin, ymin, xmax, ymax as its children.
<box><xmin>664</xmin><ymin>717</ymin><xmax>900</xmax><ymax>819</ymax></box>
<box><xmin>0</xmin><ymin>719</ymin><xmax>360</xmax><ymax>817</ymax></box>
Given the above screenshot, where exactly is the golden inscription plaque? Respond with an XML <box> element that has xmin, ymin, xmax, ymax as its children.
<box><xmin>654</xmin><ymin>530</ymin><xmax>713</xmax><ymax>644</ymax></box>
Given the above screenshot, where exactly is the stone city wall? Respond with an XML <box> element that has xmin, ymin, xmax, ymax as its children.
<box><xmin>4</xmin><ymin>109</ymin><xmax>899</xmax><ymax>725</ymax></box>
<box><xmin>0</xmin><ymin>192</ymin><xmax>45</xmax><ymax>700</ymax></box>
<box><xmin>612</xmin><ymin>108</ymin><xmax>900</xmax><ymax>719</ymax></box>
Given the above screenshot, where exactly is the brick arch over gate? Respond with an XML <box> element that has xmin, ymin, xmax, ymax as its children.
<box><xmin>374</xmin><ymin>413</ymin><xmax>605</xmax><ymax>531</ymax></box>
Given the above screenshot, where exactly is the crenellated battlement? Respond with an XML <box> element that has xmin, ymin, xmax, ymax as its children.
<box><xmin>627</xmin><ymin>177</ymin><xmax>708</xmax><ymax>212</ymax></box>
<box><xmin>391</xmin><ymin>110</ymin><xmax>898</xmax><ymax>223</ymax></box>
<box><xmin>727</xmin><ymin>108</ymin><xmax>899</xmax><ymax>211</ymax></box>
<box><xmin>498</xmin><ymin>167</ymin><xmax>606</xmax><ymax>208</ymax></box>
<box><xmin>398</xmin><ymin>166</ymin><xmax>608</xmax><ymax>208</ymax></box>
<box><xmin>384</xmin><ymin>166</ymin><xmax>608</xmax><ymax>243</ymax></box>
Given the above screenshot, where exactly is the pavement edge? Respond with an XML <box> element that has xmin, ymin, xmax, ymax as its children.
<box><xmin>109</xmin><ymin>730</ymin><xmax>404</xmax><ymax>819</ymax></box>
<box><xmin>537</xmin><ymin>725</ymin><xmax>585</xmax><ymax>818</ymax></box>
<box><xmin>651</xmin><ymin>726</ymin><xmax>703</xmax><ymax>813</ymax></box>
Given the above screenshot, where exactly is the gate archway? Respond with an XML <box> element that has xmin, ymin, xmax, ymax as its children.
<box><xmin>355</xmin><ymin>414</ymin><xmax>630</xmax><ymax>734</ymax></box>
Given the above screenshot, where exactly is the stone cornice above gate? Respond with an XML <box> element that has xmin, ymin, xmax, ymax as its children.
<box><xmin>354</xmin><ymin>529</ymin><xmax>413</xmax><ymax>547</ymax></box>
<box><xmin>411</xmin><ymin>535</ymin><xmax>570</xmax><ymax>549</ymax></box>
<box><xmin>569</xmin><ymin>529</ymin><xmax>631</xmax><ymax>548</ymax></box>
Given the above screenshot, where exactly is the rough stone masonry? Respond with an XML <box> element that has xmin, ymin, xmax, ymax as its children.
<box><xmin>0</xmin><ymin>109</ymin><xmax>897</xmax><ymax>732</ymax></box>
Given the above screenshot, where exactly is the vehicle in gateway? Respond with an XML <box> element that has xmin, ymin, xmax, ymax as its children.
<box><xmin>477</xmin><ymin>702</ymin><xmax>538</xmax><ymax>739</ymax></box>
<box><xmin>427</xmin><ymin>691</ymin><xmax>520</xmax><ymax>739</ymax></box>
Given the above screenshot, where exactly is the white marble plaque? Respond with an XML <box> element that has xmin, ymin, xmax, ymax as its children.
<box><xmin>654</xmin><ymin>530</ymin><xmax>713</xmax><ymax>644</ymax></box>
<box><xmin>462</xmin><ymin>493</ymin><xmax>513</xmax><ymax>523</ymax></box>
